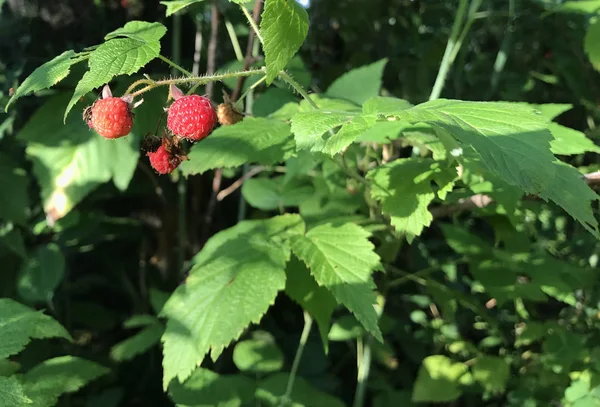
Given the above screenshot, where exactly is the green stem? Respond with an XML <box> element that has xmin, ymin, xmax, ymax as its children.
<box><xmin>489</xmin><ymin>0</ymin><xmax>515</xmax><ymax>96</ymax></box>
<box><xmin>241</xmin><ymin>4</ymin><xmax>264</xmax><ymax>44</ymax></box>
<box><xmin>238</xmin><ymin>75</ymin><xmax>267</xmax><ymax>102</ymax></box>
<box><xmin>279</xmin><ymin>312</ymin><xmax>313</xmax><ymax>407</ymax></box>
<box><xmin>125</xmin><ymin>67</ymin><xmax>266</xmax><ymax>97</ymax></box>
<box><xmin>428</xmin><ymin>0</ymin><xmax>469</xmax><ymax>101</ymax></box>
<box><xmin>447</xmin><ymin>0</ymin><xmax>483</xmax><ymax>65</ymax></box>
<box><xmin>159</xmin><ymin>54</ymin><xmax>193</xmax><ymax>77</ymax></box>
<box><xmin>278</xmin><ymin>71</ymin><xmax>319</xmax><ymax>110</ymax></box>
<box><xmin>225</xmin><ymin>18</ymin><xmax>244</xmax><ymax>61</ymax></box>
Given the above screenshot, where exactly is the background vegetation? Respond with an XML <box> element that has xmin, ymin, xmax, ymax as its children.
<box><xmin>2</xmin><ymin>0</ymin><xmax>600</xmax><ymax>406</ymax></box>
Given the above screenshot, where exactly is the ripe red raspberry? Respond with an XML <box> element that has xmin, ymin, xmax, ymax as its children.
<box><xmin>85</xmin><ymin>85</ymin><xmax>141</xmax><ymax>139</ymax></box>
<box><xmin>146</xmin><ymin>139</ymin><xmax>183</xmax><ymax>175</ymax></box>
<box><xmin>167</xmin><ymin>88</ymin><xmax>217</xmax><ymax>141</ymax></box>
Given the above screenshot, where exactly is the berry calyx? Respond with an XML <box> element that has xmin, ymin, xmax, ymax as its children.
<box><xmin>167</xmin><ymin>86</ymin><xmax>217</xmax><ymax>141</ymax></box>
<box><xmin>146</xmin><ymin>136</ymin><xmax>187</xmax><ymax>175</ymax></box>
<box><xmin>85</xmin><ymin>85</ymin><xmax>141</xmax><ymax>139</ymax></box>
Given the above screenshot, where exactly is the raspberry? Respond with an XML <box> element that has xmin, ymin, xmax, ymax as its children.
<box><xmin>88</xmin><ymin>97</ymin><xmax>133</xmax><ymax>139</ymax></box>
<box><xmin>146</xmin><ymin>138</ymin><xmax>183</xmax><ymax>174</ymax></box>
<box><xmin>167</xmin><ymin>94</ymin><xmax>217</xmax><ymax>141</ymax></box>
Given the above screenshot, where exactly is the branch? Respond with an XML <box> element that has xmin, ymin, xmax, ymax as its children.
<box><xmin>217</xmin><ymin>166</ymin><xmax>265</xmax><ymax>201</ymax></box>
<box><xmin>205</xmin><ymin>1</ymin><xmax>219</xmax><ymax>98</ymax></box>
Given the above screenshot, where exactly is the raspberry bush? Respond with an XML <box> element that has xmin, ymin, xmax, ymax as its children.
<box><xmin>2</xmin><ymin>1</ymin><xmax>600</xmax><ymax>406</ymax></box>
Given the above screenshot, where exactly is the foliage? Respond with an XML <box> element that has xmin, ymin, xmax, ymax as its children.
<box><xmin>2</xmin><ymin>0</ymin><xmax>600</xmax><ymax>406</ymax></box>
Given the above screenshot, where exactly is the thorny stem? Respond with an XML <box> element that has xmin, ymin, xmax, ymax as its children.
<box><xmin>241</xmin><ymin>4</ymin><xmax>264</xmax><ymax>44</ymax></box>
<box><xmin>278</xmin><ymin>71</ymin><xmax>319</xmax><ymax>110</ymax></box>
<box><xmin>238</xmin><ymin>75</ymin><xmax>267</xmax><ymax>102</ymax></box>
<box><xmin>279</xmin><ymin>312</ymin><xmax>313</xmax><ymax>407</ymax></box>
<box><xmin>158</xmin><ymin>54</ymin><xmax>193</xmax><ymax>77</ymax></box>
<box><xmin>124</xmin><ymin>68</ymin><xmax>266</xmax><ymax>98</ymax></box>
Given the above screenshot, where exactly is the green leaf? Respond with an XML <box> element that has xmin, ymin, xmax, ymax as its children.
<box><xmin>556</xmin><ymin>0</ymin><xmax>600</xmax><ymax>14</ymax></box>
<box><xmin>362</xmin><ymin>96</ymin><xmax>412</xmax><ymax>115</ymax></box>
<box><xmin>18</xmin><ymin>93</ymin><xmax>145</xmax><ymax>222</ymax></box>
<box><xmin>242</xmin><ymin>176</ymin><xmax>314</xmax><ymax>210</ymax></box>
<box><xmin>161</xmin><ymin>214</ymin><xmax>305</xmax><ymax>389</ymax></box>
<box><xmin>367</xmin><ymin>158</ymin><xmax>457</xmax><ymax>239</ymax></box>
<box><xmin>160</xmin><ymin>0</ymin><xmax>206</xmax><ymax>16</ymax></box>
<box><xmin>20</xmin><ymin>356</ymin><xmax>109</xmax><ymax>407</ymax></box>
<box><xmin>585</xmin><ymin>18</ymin><xmax>600</xmax><ymax>71</ymax></box>
<box><xmin>328</xmin><ymin>315</ymin><xmax>363</xmax><ymax>341</ymax></box>
<box><xmin>323</xmin><ymin>115</ymin><xmax>377</xmax><ymax>155</ymax></box>
<box><xmin>180</xmin><ymin>118</ymin><xmax>294</xmax><ymax>175</ymax></box>
<box><xmin>0</xmin><ymin>223</ymin><xmax>27</xmax><ymax>258</ymax></box>
<box><xmin>531</xmin><ymin>103</ymin><xmax>573</xmax><ymax>119</ymax></box>
<box><xmin>539</xmin><ymin>162</ymin><xmax>600</xmax><ymax>237</ymax></box>
<box><xmin>472</xmin><ymin>356</ymin><xmax>509</xmax><ymax>393</ymax></box>
<box><xmin>412</xmin><ymin>355</ymin><xmax>468</xmax><ymax>402</ymax></box>
<box><xmin>0</xmin><ymin>376</ymin><xmax>32</xmax><ymax>407</ymax></box>
<box><xmin>389</xmin><ymin>100</ymin><xmax>555</xmax><ymax>194</ymax></box>
<box><xmin>291</xmin><ymin>111</ymin><xmax>353</xmax><ymax>151</ymax></box>
<box><xmin>6</xmin><ymin>50</ymin><xmax>83</xmax><ymax>110</ymax></box>
<box><xmin>326</xmin><ymin>59</ymin><xmax>388</xmax><ymax>105</ymax></box>
<box><xmin>549</xmin><ymin>123</ymin><xmax>600</xmax><ymax>155</ymax></box>
<box><xmin>104</xmin><ymin>21</ymin><xmax>167</xmax><ymax>42</ymax></box>
<box><xmin>17</xmin><ymin>243</ymin><xmax>65</xmax><ymax>303</ymax></box>
<box><xmin>291</xmin><ymin>222</ymin><xmax>382</xmax><ymax>341</ymax></box>
<box><xmin>110</xmin><ymin>321</ymin><xmax>164</xmax><ymax>362</ymax></box>
<box><xmin>0</xmin><ymin>298</ymin><xmax>71</xmax><ymax>359</ymax></box>
<box><xmin>64</xmin><ymin>34</ymin><xmax>162</xmax><ymax>120</ymax></box>
<box><xmin>168</xmin><ymin>368</ymin><xmax>255</xmax><ymax>407</ymax></box>
<box><xmin>256</xmin><ymin>373</ymin><xmax>345</xmax><ymax>407</ymax></box>
<box><xmin>233</xmin><ymin>337</ymin><xmax>284</xmax><ymax>373</ymax></box>
<box><xmin>285</xmin><ymin>256</ymin><xmax>336</xmax><ymax>348</ymax></box>
<box><xmin>260</xmin><ymin>0</ymin><xmax>309</xmax><ymax>84</ymax></box>
<box><xmin>0</xmin><ymin>153</ymin><xmax>29</xmax><ymax>224</ymax></box>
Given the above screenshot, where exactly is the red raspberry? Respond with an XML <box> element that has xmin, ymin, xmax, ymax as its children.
<box><xmin>167</xmin><ymin>94</ymin><xmax>217</xmax><ymax>141</ymax></box>
<box><xmin>147</xmin><ymin>141</ymin><xmax>182</xmax><ymax>175</ymax></box>
<box><xmin>89</xmin><ymin>97</ymin><xmax>133</xmax><ymax>139</ymax></box>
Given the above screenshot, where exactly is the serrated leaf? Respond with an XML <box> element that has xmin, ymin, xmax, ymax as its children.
<box><xmin>362</xmin><ymin>96</ymin><xmax>412</xmax><ymax>115</ymax></box>
<box><xmin>367</xmin><ymin>158</ymin><xmax>457</xmax><ymax>239</ymax></box>
<box><xmin>256</xmin><ymin>373</ymin><xmax>345</xmax><ymax>407</ymax></box>
<box><xmin>20</xmin><ymin>356</ymin><xmax>109</xmax><ymax>407</ymax></box>
<box><xmin>326</xmin><ymin>59</ymin><xmax>388</xmax><ymax>105</ymax></box>
<box><xmin>585</xmin><ymin>18</ymin><xmax>600</xmax><ymax>71</ymax></box>
<box><xmin>285</xmin><ymin>256</ymin><xmax>336</xmax><ymax>348</ymax></box>
<box><xmin>291</xmin><ymin>223</ymin><xmax>382</xmax><ymax>341</ymax></box>
<box><xmin>322</xmin><ymin>115</ymin><xmax>377</xmax><ymax>155</ymax></box>
<box><xmin>233</xmin><ymin>338</ymin><xmax>284</xmax><ymax>373</ymax></box>
<box><xmin>160</xmin><ymin>0</ymin><xmax>207</xmax><ymax>16</ymax></box>
<box><xmin>412</xmin><ymin>355</ymin><xmax>468</xmax><ymax>402</ymax></box>
<box><xmin>0</xmin><ymin>299</ymin><xmax>71</xmax><ymax>359</ymax></box>
<box><xmin>0</xmin><ymin>153</ymin><xmax>29</xmax><ymax>224</ymax></box>
<box><xmin>472</xmin><ymin>356</ymin><xmax>509</xmax><ymax>393</ymax></box>
<box><xmin>0</xmin><ymin>376</ymin><xmax>31</xmax><ymax>407</ymax></box>
<box><xmin>168</xmin><ymin>368</ymin><xmax>255</xmax><ymax>407</ymax></box>
<box><xmin>389</xmin><ymin>100</ymin><xmax>556</xmax><ymax>194</ymax></box>
<box><xmin>104</xmin><ymin>21</ymin><xmax>167</xmax><ymax>42</ymax></box>
<box><xmin>530</xmin><ymin>103</ymin><xmax>573</xmax><ymax>119</ymax></box>
<box><xmin>180</xmin><ymin>118</ymin><xmax>294</xmax><ymax>175</ymax></box>
<box><xmin>242</xmin><ymin>176</ymin><xmax>314</xmax><ymax>210</ymax></box>
<box><xmin>549</xmin><ymin>123</ymin><xmax>600</xmax><ymax>155</ymax></box>
<box><xmin>6</xmin><ymin>50</ymin><xmax>83</xmax><ymax>110</ymax></box>
<box><xmin>64</xmin><ymin>36</ymin><xmax>161</xmax><ymax>120</ymax></box>
<box><xmin>539</xmin><ymin>162</ymin><xmax>600</xmax><ymax>237</ymax></box>
<box><xmin>110</xmin><ymin>323</ymin><xmax>164</xmax><ymax>362</ymax></box>
<box><xmin>260</xmin><ymin>0</ymin><xmax>309</xmax><ymax>84</ymax></box>
<box><xmin>17</xmin><ymin>243</ymin><xmax>65</xmax><ymax>303</ymax></box>
<box><xmin>161</xmin><ymin>214</ymin><xmax>305</xmax><ymax>389</ymax></box>
<box><xmin>17</xmin><ymin>94</ymin><xmax>140</xmax><ymax>222</ymax></box>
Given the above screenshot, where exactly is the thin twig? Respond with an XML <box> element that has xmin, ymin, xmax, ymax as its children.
<box><xmin>192</xmin><ymin>19</ymin><xmax>203</xmax><ymax>76</ymax></box>
<box><xmin>232</xmin><ymin>0</ymin><xmax>263</xmax><ymax>101</ymax></box>
<box><xmin>279</xmin><ymin>312</ymin><xmax>313</xmax><ymax>407</ymax></box>
<box><xmin>217</xmin><ymin>166</ymin><xmax>265</xmax><ymax>201</ymax></box>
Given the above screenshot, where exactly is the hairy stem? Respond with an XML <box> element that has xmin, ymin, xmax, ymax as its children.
<box><xmin>241</xmin><ymin>3</ymin><xmax>264</xmax><ymax>44</ymax></box>
<box><xmin>278</xmin><ymin>71</ymin><xmax>319</xmax><ymax>110</ymax></box>
<box><xmin>158</xmin><ymin>54</ymin><xmax>193</xmax><ymax>77</ymax></box>
<box><xmin>429</xmin><ymin>0</ymin><xmax>469</xmax><ymax>101</ymax></box>
<box><xmin>279</xmin><ymin>312</ymin><xmax>313</xmax><ymax>406</ymax></box>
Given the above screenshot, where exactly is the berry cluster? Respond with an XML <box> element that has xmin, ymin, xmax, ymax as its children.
<box><xmin>85</xmin><ymin>84</ymin><xmax>224</xmax><ymax>174</ymax></box>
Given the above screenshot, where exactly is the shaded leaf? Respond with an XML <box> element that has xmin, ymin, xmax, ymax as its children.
<box><xmin>180</xmin><ymin>118</ymin><xmax>294</xmax><ymax>175</ymax></box>
<box><xmin>18</xmin><ymin>243</ymin><xmax>65</xmax><ymax>303</ymax></box>
<box><xmin>242</xmin><ymin>176</ymin><xmax>314</xmax><ymax>210</ymax></box>
<box><xmin>233</xmin><ymin>338</ymin><xmax>284</xmax><ymax>373</ymax></box>
<box><xmin>256</xmin><ymin>373</ymin><xmax>345</xmax><ymax>407</ymax></box>
<box><xmin>110</xmin><ymin>318</ymin><xmax>164</xmax><ymax>362</ymax></box>
<box><xmin>585</xmin><ymin>18</ymin><xmax>600</xmax><ymax>71</ymax></box>
<box><xmin>0</xmin><ymin>153</ymin><xmax>29</xmax><ymax>224</ymax></box>
<box><xmin>412</xmin><ymin>355</ymin><xmax>468</xmax><ymax>402</ymax></box>
<box><xmin>326</xmin><ymin>59</ymin><xmax>388</xmax><ymax>105</ymax></box>
<box><xmin>472</xmin><ymin>356</ymin><xmax>510</xmax><ymax>393</ymax></box>
<box><xmin>0</xmin><ymin>299</ymin><xmax>71</xmax><ymax>359</ymax></box>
